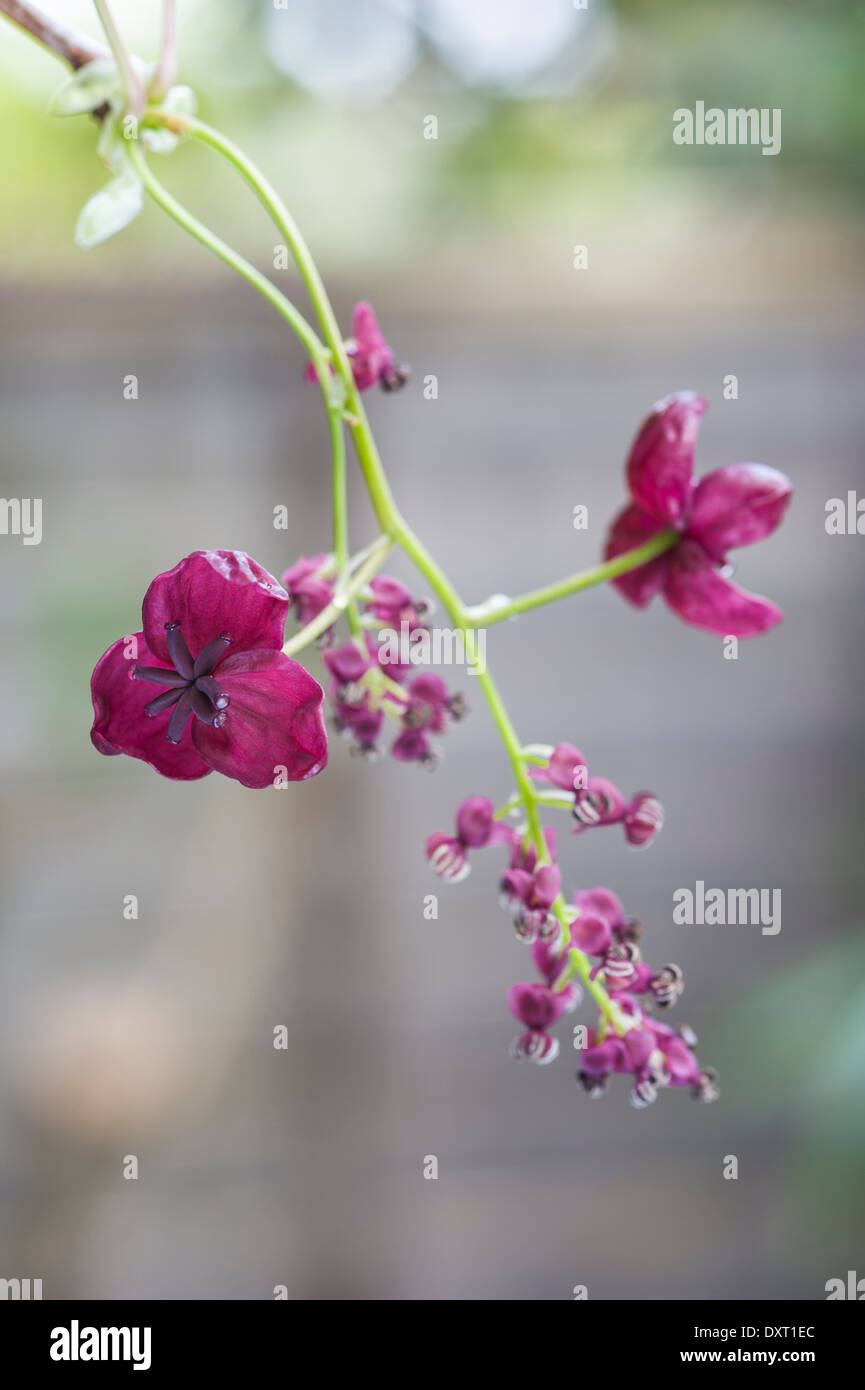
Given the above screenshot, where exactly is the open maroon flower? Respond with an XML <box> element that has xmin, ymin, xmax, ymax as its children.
<box><xmin>90</xmin><ymin>551</ymin><xmax>327</xmax><ymax>789</ymax></box>
<box><xmin>605</xmin><ymin>392</ymin><xmax>792</xmax><ymax>636</ymax></box>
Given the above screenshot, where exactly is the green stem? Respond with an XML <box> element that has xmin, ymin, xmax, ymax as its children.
<box><xmin>464</xmin><ymin>528</ymin><xmax>679</xmax><ymax>627</ymax></box>
<box><xmin>176</xmin><ymin>117</ymin><xmax>357</xmax><ymax>385</ymax></box>
<box><xmin>133</xmin><ymin>119</ymin><xmax>626</xmax><ymax>1035</ymax></box>
<box><xmin>151</xmin><ymin>110</ymin><xmax>403</xmax><ymax>538</ymax></box>
<box><xmin>328</xmin><ymin>412</ymin><xmax>359</xmax><ymax>634</ymax></box>
<box><xmin>283</xmin><ymin>536</ymin><xmax>391</xmax><ymax>657</ymax></box>
<box><xmin>93</xmin><ymin>0</ymin><xmax>144</xmax><ymax>116</ymax></box>
<box><xmin>126</xmin><ymin>142</ymin><xmax>327</xmax><ymax>373</ymax></box>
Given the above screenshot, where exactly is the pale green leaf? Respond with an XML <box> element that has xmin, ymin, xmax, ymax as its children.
<box><xmin>74</xmin><ymin>173</ymin><xmax>143</xmax><ymax>250</ymax></box>
<box><xmin>49</xmin><ymin>59</ymin><xmax>122</xmax><ymax>117</ymax></box>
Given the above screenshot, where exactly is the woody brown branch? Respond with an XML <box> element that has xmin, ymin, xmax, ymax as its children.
<box><xmin>0</xmin><ymin>0</ymin><xmax>105</xmax><ymax>70</ymax></box>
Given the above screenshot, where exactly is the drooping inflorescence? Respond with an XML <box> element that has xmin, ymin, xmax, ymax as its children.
<box><xmin>426</xmin><ymin>744</ymin><xmax>718</xmax><ymax>1109</ymax></box>
<box><xmin>40</xmin><ymin>0</ymin><xmax>792</xmax><ymax>1122</ymax></box>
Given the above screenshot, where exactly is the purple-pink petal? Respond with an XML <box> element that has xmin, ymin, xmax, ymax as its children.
<box><xmin>347</xmin><ymin>301</ymin><xmax>394</xmax><ymax>392</ymax></box>
<box><xmin>573</xmin><ymin>886</ymin><xmax>624</xmax><ymax>927</ymax></box>
<box><xmin>663</xmin><ymin>540</ymin><xmax>784</xmax><ymax>637</ymax></box>
<box><xmin>623</xmin><ymin>1028</ymin><xmax>657</xmax><ymax>1071</ymax></box>
<box><xmin>506</xmin><ymin>982</ymin><xmax>568</xmax><ymax>1031</ymax></box>
<box><xmin>143</xmin><ymin>551</ymin><xmax>288</xmax><ymax>666</ymax></box>
<box><xmin>190</xmin><ymin>648</ymin><xmax>327</xmax><ymax>788</ymax></box>
<box><xmin>390</xmin><ymin>727</ymin><xmax>431</xmax><ymax>762</ymax></box>
<box><xmin>604</xmin><ymin>504</ymin><xmax>670</xmax><ymax>609</ymax></box>
<box><xmin>533</xmin><ymin>863</ymin><xmax>562</xmax><ymax>909</ymax></box>
<box><xmin>580</xmin><ymin>1038</ymin><xmax>626</xmax><ymax>1076</ymax></box>
<box><xmin>90</xmin><ymin>634</ymin><xmax>211</xmax><ymax>782</ymax></box>
<box><xmin>626</xmin><ymin>390</ymin><xmax>707</xmax><ymax>525</ymax></box>
<box><xmin>688</xmin><ymin>462</ymin><xmax>793</xmax><ymax>562</ymax></box>
<box><xmin>546</xmin><ymin>742</ymin><xmax>588</xmax><ymax>791</ymax></box>
<box><xmin>322</xmin><ymin>639</ymin><xmax>371</xmax><ymax>685</ymax></box>
<box><xmin>501</xmin><ymin>868</ymin><xmax>533</xmax><ymax>906</ymax></box>
<box><xmin>658</xmin><ymin>1034</ymin><xmax>701</xmax><ymax>1086</ymax></box>
<box><xmin>367</xmin><ymin>574</ymin><xmax>413</xmax><ymax>618</ymax></box>
<box><xmin>572</xmin><ymin>911</ymin><xmax>612</xmax><ymax>956</ymax></box>
<box><xmin>455</xmin><ymin>796</ymin><xmax>495</xmax><ymax>848</ymax></box>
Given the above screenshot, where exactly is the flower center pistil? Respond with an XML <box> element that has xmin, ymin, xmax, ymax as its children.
<box><xmin>132</xmin><ymin>622</ymin><xmax>231</xmax><ymax>743</ymax></box>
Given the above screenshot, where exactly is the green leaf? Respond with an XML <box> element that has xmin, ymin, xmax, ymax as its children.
<box><xmin>49</xmin><ymin>59</ymin><xmax>122</xmax><ymax>117</ymax></box>
<box><xmin>74</xmin><ymin>173</ymin><xmax>143</xmax><ymax>250</ymax></box>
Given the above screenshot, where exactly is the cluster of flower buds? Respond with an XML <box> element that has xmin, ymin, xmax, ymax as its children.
<box><xmin>425</xmin><ymin>743</ymin><xmax>718</xmax><ymax>1107</ymax></box>
<box><xmin>579</xmin><ymin>1013</ymin><xmax>719</xmax><ymax>1108</ymax></box>
<box><xmin>282</xmin><ymin>560</ymin><xmax>464</xmax><ymax>766</ymax></box>
<box><xmin>530</xmin><ymin>743</ymin><xmax>665</xmax><ymax>849</ymax></box>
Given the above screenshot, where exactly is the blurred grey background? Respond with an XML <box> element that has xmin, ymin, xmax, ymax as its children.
<box><xmin>0</xmin><ymin>0</ymin><xmax>863</xmax><ymax>1299</ymax></box>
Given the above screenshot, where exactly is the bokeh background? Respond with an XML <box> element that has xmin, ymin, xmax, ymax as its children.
<box><xmin>0</xmin><ymin>0</ymin><xmax>863</xmax><ymax>1300</ymax></box>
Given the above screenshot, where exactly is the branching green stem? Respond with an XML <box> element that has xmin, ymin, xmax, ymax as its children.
<box><xmin>129</xmin><ymin>122</ymin><xmax>653</xmax><ymax>1033</ymax></box>
<box><xmin>464</xmin><ymin>529</ymin><xmax>678</xmax><ymax>626</ymax></box>
<box><xmin>283</xmin><ymin>535</ymin><xmax>391</xmax><ymax>657</ymax></box>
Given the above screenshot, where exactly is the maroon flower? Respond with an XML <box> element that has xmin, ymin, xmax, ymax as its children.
<box><xmin>605</xmin><ymin>392</ymin><xmax>792</xmax><ymax>636</ymax></box>
<box><xmin>500</xmin><ymin>861</ymin><xmax>562</xmax><ymax>943</ymax></box>
<box><xmin>426</xmin><ymin>795</ymin><xmax>512</xmax><ymax>882</ymax></box>
<box><xmin>507</xmin><ymin>981</ymin><xmax>569</xmax><ymax>1064</ymax></box>
<box><xmin>305</xmin><ymin>301</ymin><xmax>409</xmax><ymax>394</ymax></box>
<box><xmin>365</xmin><ymin>574</ymin><xmax>428</xmax><ymax>630</ymax></box>
<box><xmin>90</xmin><ymin>551</ymin><xmax>327</xmax><ymax>789</ymax></box>
<box><xmin>280</xmin><ymin>553</ymin><xmax>335</xmax><ymax>626</ymax></box>
<box><xmin>532</xmin><ymin>744</ymin><xmax>664</xmax><ymax>850</ymax></box>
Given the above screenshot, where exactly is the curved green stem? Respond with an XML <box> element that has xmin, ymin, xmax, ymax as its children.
<box><xmin>148</xmin><ymin>110</ymin><xmax>404</xmax><ymax>538</ymax></box>
<box><xmin>126</xmin><ymin>142</ymin><xmax>327</xmax><ymax>372</ymax></box>
<box><xmin>126</xmin><ymin>140</ymin><xmax>357</xmax><ymax>611</ymax></box>
<box><xmin>176</xmin><ymin>117</ymin><xmax>357</xmax><ymax>384</ymax></box>
<box><xmin>464</xmin><ymin>528</ymin><xmax>679</xmax><ymax>627</ymax></box>
<box><xmin>131</xmin><ymin>120</ymin><xmax>626</xmax><ymax>1034</ymax></box>
<box><xmin>327</xmin><ymin>412</ymin><xmax>359</xmax><ymax>634</ymax></box>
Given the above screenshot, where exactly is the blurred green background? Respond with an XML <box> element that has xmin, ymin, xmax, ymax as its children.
<box><xmin>0</xmin><ymin>0</ymin><xmax>863</xmax><ymax>1300</ymax></box>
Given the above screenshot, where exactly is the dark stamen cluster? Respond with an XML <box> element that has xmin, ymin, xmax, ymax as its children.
<box><xmin>133</xmin><ymin>623</ymin><xmax>231</xmax><ymax>743</ymax></box>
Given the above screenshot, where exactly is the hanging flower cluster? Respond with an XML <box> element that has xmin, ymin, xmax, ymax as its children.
<box><xmin>0</xmin><ymin>0</ymin><xmax>797</xmax><ymax>1150</ymax></box>
<box><xmin>428</xmin><ymin>757</ymin><xmax>718</xmax><ymax>1108</ymax></box>
<box><xmin>77</xmin><ymin>202</ymin><xmax>788</xmax><ymax>1115</ymax></box>
<box><xmin>282</xmin><ymin>561</ymin><xmax>466</xmax><ymax>767</ymax></box>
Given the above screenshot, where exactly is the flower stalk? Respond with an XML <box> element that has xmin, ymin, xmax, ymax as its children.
<box><xmin>2</xmin><ymin>1</ymin><xmax>788</xmax><ymax>1099</ymax></box>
